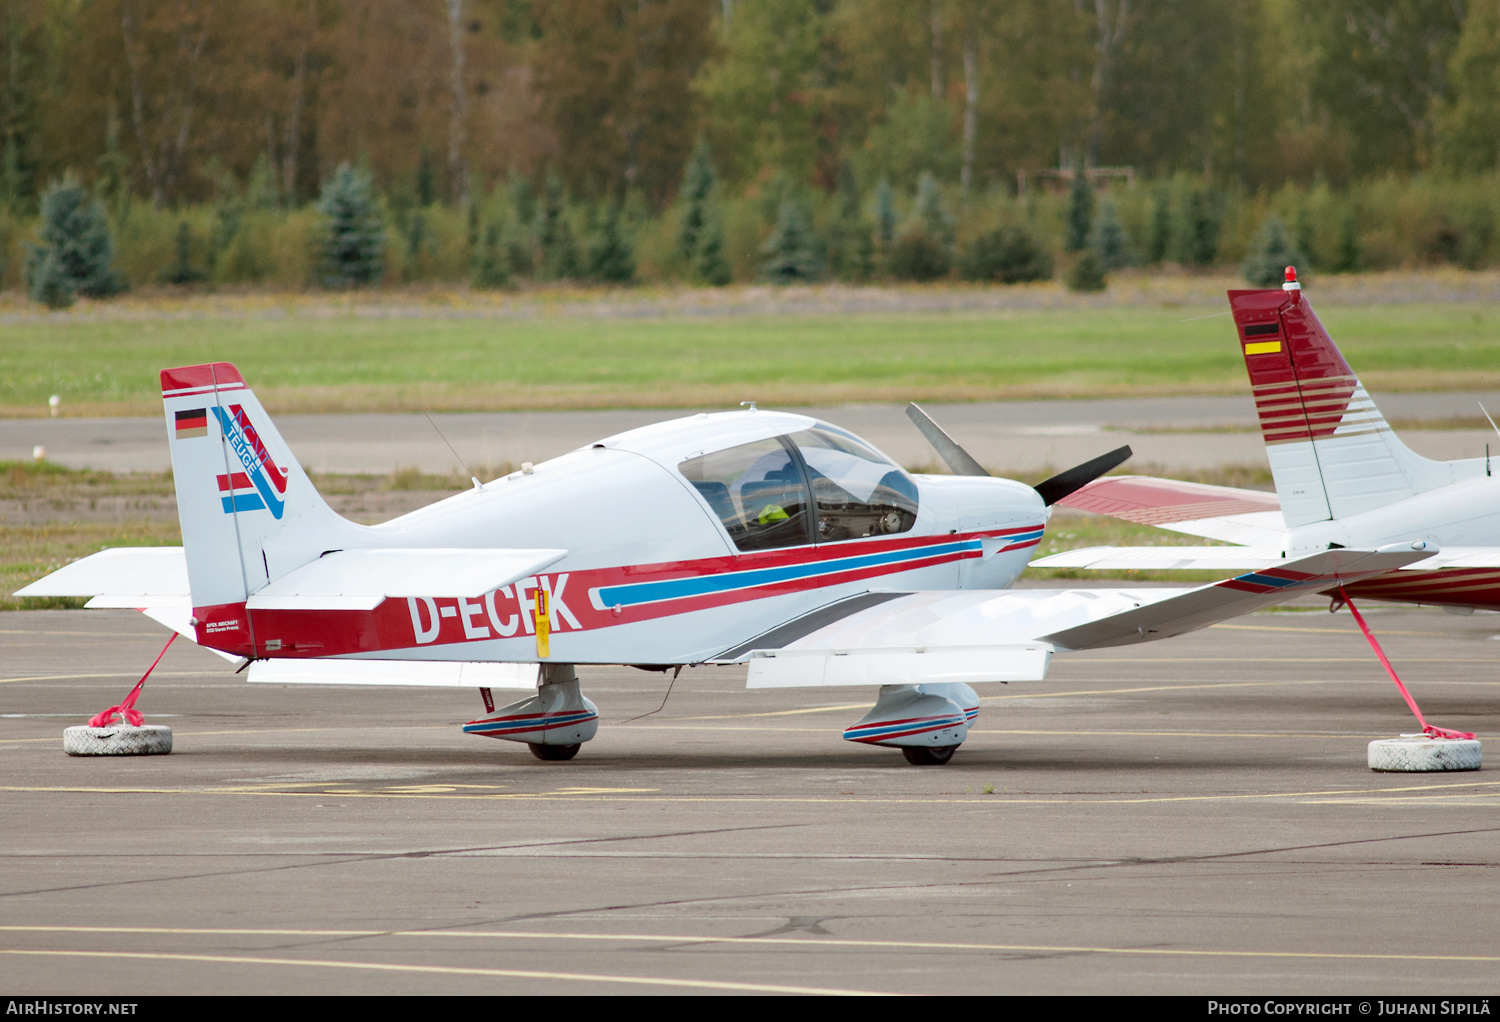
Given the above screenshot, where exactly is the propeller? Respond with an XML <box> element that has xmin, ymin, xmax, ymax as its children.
<box><xmin>905</xmin><ymin>402</ymin><xmax>1132</xmax><ymax>506</ymax></box>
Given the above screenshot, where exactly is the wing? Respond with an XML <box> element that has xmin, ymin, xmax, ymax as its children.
<box><xmin>719</xmin><ymin>547</ymin><xmax>1429</xmax><ymax>688</ymax></box>
<box><xmin>17</xmin><ymin>546</ymin><xmax>567</xmax><ymax>611</ymax></box>
<box><xmin>1055</xmin><ymin>475</ymin><xmax>1286</xmax><ymax>545</ymax></box>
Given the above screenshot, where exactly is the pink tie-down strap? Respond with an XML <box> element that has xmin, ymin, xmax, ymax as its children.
<box><xmin>88</xmin><ymin>632</ymin><xmax>177</xmax><ymax>728</ymax></box>
<box><xmin>1338</xmin><ymin>586</ymin><xmax>1476</xmax><ymax>741</ymax></box>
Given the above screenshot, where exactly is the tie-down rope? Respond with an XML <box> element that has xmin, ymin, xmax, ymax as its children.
<box><xmin>88</xmin><ymin>632</ymin><xmax>177</xmax><ymax>728</ymax></box>
<box><xmin>1338</xmin><ymin>585</ymin><xmax>1474</xmax><ymax>741</ymax></box>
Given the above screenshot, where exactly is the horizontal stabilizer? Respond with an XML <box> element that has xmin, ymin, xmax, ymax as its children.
<box><xmin>16</xmin><ymin>548</ymin><xmax>189</xmax><ymax>603</ymax></box>
<box><xmin>248</xmin><ymin>659</ymin><xmax>541</xmax><ymax>689</ymax></box>
<box><xmin>244</xmin><ymin>548</ymin><xmax>568</xmax><ymax>610</ymax></box>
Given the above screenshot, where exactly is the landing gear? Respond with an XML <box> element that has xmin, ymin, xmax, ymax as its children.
<box><xmin>902</xmin><ymin>744</ymin><xmax>959</xmax><ymax>765</ymax></box>
<box><xmin>463</xmin><ymin>664</ymin><xmax>599</xmax><ymax>761</ymax></box>
<box><xmin>844</xmin><ymin>683</ymin><xmax>977</xmax><ymax>765</ymax></box>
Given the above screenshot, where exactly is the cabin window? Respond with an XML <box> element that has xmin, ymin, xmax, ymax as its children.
<box><xmin>679</xmin><ymin>438</ymin><xmax>812</xmax><ymax>551</ymax></box>
<box><xmin>787</xmin><ymin>426</ymin><xmax>919</xmax><ymax>541</ymax></box>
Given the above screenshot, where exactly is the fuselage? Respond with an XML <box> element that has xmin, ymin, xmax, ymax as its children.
<box><xmin>243</xmin><ymin>409</ymin><xmax>1048</xmax><ymax>665</ymax></box>
<box><xmin>1284</xmin><ymin>462</ymin><xmax>1497</xmax><ymax>554</ymax></box>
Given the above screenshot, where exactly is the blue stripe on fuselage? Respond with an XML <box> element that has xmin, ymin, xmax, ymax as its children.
<box><xmin>596</xmin><ymin>539</ymin><xmax>981</xmax><ymax>608</ymax></box>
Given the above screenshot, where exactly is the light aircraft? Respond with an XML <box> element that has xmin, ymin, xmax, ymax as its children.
<box><xmin>20</xmin><ymin>354</ymin><xmax>1426</xmax><ymax>764</ymax></box>
<box><xmin>1033</xmin><ymin>267</ymin><xmax>1500</xmax><ymax>615</ymax></box>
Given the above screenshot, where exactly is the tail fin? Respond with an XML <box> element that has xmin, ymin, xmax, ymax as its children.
<box><xmin>161</xmin><ymin>363</ymin><xmax>364</xmax><ymax>655</ymax></box>
<box><xmin>1228</xmin><ymin>277</ymin><xmax>1476</xmax><ymax>528</ymax></box>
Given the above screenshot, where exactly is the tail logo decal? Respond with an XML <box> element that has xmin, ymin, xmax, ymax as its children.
<box><xmin>211</xmin><ymin>405</ymin><xmax>288</xmax><ymax>519</ymax></box>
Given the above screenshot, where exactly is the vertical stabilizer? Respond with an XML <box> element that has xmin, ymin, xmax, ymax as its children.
<box><xmin>161</xmin><ymin>363</ymin><xmax>364</xmax><ymax>656</ymax></box>
<box><xmin>1228</xmin><ymin>276</ymin><xmax>1462</xmax><ymax>528</ymax></box>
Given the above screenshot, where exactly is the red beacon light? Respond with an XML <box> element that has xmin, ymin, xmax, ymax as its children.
<box><xmin>1282</xmin><ymin>265</ymin><xmax>1301</xmax><ymax>292</ymax></box>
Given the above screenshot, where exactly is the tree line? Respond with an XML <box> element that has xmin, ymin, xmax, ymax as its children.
<box><xmin>8</xmin><ymin>0</ymin><xmax>1500</xmax><ymax>211</ymax></box>
<box><xmin>12</xmin><ymin>0</ymin><xmax>1500</xmax><ymax>301</ymax></box>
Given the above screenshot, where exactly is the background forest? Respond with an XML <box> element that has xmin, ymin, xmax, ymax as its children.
<box><xmin>6</xmin><ymin>0</ymin><xmax>1500</xmax><ymax>293</ymax></box>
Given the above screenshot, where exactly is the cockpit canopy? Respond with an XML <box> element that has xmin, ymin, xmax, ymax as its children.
<box><xmin>679</xmin><ymin>424</ymin><xmax>919</xmax><ymax>551</ymax></box>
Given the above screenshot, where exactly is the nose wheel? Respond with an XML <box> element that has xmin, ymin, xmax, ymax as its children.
<box><xmin>529</xmin><ymin>742</ymin><xmax>581</xmax><ymax>761</ymax></box>
<box><xmin>902</xmin><ymin>744</ymin><xmax>959</xmax><ymax>765</ymax></box>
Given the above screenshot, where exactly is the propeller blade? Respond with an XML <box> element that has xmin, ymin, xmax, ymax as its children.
<box><xmin>1033</xmin><ymin>445</ymin><xmax>1133</xmax><ymax>506</ymax></box>
<box><xmin>905</xmin><ymin>402</ymin><xmax>989</xmax><ymax>477</ymax></box>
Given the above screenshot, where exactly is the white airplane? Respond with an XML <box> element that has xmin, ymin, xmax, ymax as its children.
<box><xmin>1033</xmin><ymin>268</ymin><xmax>1500</xmax><ymax>614</ymax></box>
<box><xmin>20</xmin><ymin>357</ymin><xmax>1425</xmax><ymax>764</ymax></box>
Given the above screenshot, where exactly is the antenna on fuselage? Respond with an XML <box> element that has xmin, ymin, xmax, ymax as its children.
<box><xmin>740</xmin><ymin>401</ymin><xmax>757</xmax><ymax>412</ymax></box>
<box><xmin>424</xmin><ymin>412</ymin><xmax>483</xmax><ymax>491</ymax></box>
<box><xmin>1479</xmin><ymin>402</ymin><xmax>1500</xmax><ymax>478</ymax></box>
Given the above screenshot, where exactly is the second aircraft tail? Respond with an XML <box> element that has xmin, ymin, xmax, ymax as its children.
<box><xmin>1228</xmin><ymin>272</ymin><xmax>1483</xmax><ymax>528</ymax></box>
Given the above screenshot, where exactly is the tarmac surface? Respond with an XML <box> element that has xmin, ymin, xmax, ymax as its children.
<box><xmin>3</xmin><ymin>606</ymin><xmax>1499</xmax><ymax>995</ymax></box>
<box><xmin>6</xmin><ymin>391</ymin><xmax>1500</xmax><ymax>476</ymax></box>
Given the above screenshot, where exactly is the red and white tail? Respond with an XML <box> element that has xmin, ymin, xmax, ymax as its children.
<box><xmin>1229</xmin><ymin>272</ymin><xmax>1475</xmax><ymax>528</ymax></box>
<box><xmin>161</xmin><ymin>363</ymin><xmax>364</xmax><ymax>654</ymax></box>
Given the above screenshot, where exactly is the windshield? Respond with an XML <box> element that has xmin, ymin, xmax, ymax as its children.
<box><xmin>787</xmin><ymin>426</ymin><xmax>919</xmax><ymax>541</ymax></box>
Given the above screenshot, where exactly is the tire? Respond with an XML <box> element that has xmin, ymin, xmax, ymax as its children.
<box><xmin>529</xmin><ymin>742</ymin><xmax>581</xmax><ymax>761</ymax></box>
<box><xmin>1368</xmin><ymin>738</ymin><xmax>1480</xmax><ymax>772</ymax></box>
<box><xmin>63</xmin><ymin>725</ymin><xmax>172</xmax><ymax>756</ymax></box>
<box><xmin>902</xmin><ymin>744</ymin><xmax>958</xmax><ymax>766</ymax></box>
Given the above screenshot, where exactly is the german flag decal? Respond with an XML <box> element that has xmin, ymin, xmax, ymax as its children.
<box><xmin>175</xmin><ymin>408</ymin><xmax>208</xmax><ymax>439</ymax></box>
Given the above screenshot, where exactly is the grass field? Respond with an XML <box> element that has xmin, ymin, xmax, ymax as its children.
<box><xmin>5</xmin><ymin>295</ymin><xmax>1500</xmax><ymax>416</ymax></box>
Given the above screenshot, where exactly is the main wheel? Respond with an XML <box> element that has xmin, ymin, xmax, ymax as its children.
<box><xmin>902</xmin><ymin>744</ymin><xmax>958</xmax><ymax>766</ymax></box>
<box><xmin>529</xmin><ymin>743</ymin><xmax>581</xmax><ymax>761</ymax></box>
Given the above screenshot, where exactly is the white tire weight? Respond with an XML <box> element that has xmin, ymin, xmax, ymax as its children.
<box><xmin>63</xmin><ymin>725</ymin><xmax>173</xmax><ymax>756</ymax></box>
<box><xmin>1368</xmin><ymin>737</ymin><xmax>1481</xmax><ymax>773</ymax></box>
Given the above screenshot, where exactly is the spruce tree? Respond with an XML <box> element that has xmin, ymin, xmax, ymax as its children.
<box><xmin>677</xmin><ymin>138</ymin><xmax>715</xmax><ymax>264</ymax></box>
<box><xmin>538</xmin><ymin>173</ymin><xmax>580</xmax><ymax>280</ymax></box>
<box><xmin>693</xmin><ymin>206</ymin><xmax>733</xmax><ymax>286</ymax></box>
<box><xmin>874</xmin><ymin>178</ymin><xmax>896</xmax><ymax>251</ymax></box>
<box><xmin>1065</xmin><ymin>169</ymin><xmax>1094</xmax><ymax>252</ymax></box>
<box><xmin>587</xmin><ymin>203</ymin><xmax>635</xmax><ymax>284</ymax></box>
<box><xmin>1182</xmin><ymin>189</ymin><xmax>1221</xmax><ymax>268</ymax></box>
<box><xmin>25</xmin><ymin>177</ymin><xmax>127</xmax><ymax>307</ymax></box>
<box><xmin>162</xmin><ymin>220</ymin><xmax>208</xmax><ymax>284</ymax></box>
<box><xmin>316</xmin><ymin>163</ymin><xmax>385</xmax><ymax>288</ymax></box>
<box><xmin>887</xmin><ymin>225</ymin><xmax>951</xmax><ymax>281</ymax></box>
<box><xmin>470</xmin><ymin>221</ymin><xmax>511</xmax><ymax>289</ymax></box>
<box><xmin>1090</xmin><ymin>199</ymin><xmax>1134</xmax><ymax>270</ymax></box>
<box><xmin>761</xmin><ymin>198</ymin><xmax>822</xmax><ymax>284</ymax></box>
<box><xmin>960</xmin><ymin>224</ymin><xmax>1053</xmax><ymax>284</ymax></box>
<box><xmin>1145</xmin><ymin>185</ymin><xmax>1172</xmax><ymax>264</ymax></box>
<box><xmin>1332</xmin><ymin>209</ymin><xmax>1361</xmax><ymax>273</ymax></box>
<box><xmin>913</xmin><ymin>171</ymin><xmax>953</xmax><ymax>250</ymax></box>
<box><xmin>1065</xmin><ymin>248</ymin><xmax>1107</xmax><ymax>292</ymax></box>
<box><xmin>827</xmin><ymin>162</ymin><xmax>873</xmax><ymax>282</ymax></box>
<box><xmin>1241</xmin><ymin>215</ymin><xmax>1307</xmax><ymax>287</ymax></box>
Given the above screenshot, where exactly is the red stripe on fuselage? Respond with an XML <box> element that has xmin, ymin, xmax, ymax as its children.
<box><xmin>195</xmin><ymin>526</ymin><xmax>1035</xmax><ymax>659</ymax></box>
